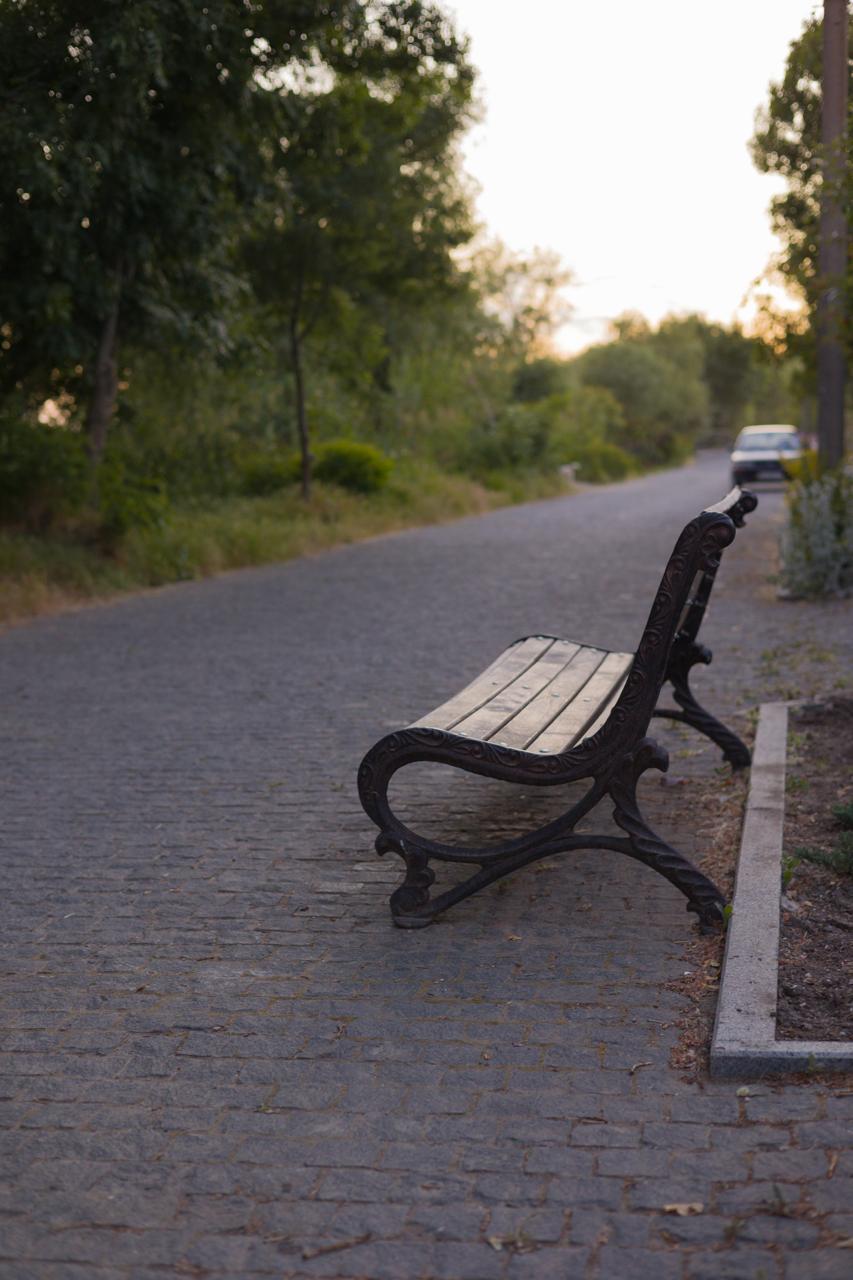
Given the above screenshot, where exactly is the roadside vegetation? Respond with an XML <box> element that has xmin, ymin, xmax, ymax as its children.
<box><xmin>752</xmin><ymin>13</ymin><xmax>853</xmax><ymax>597</ymax></box>
<box><xmin>0</xmin><ymin>2</ymin><xmax>820</xmax><ymax>625</ymax></box>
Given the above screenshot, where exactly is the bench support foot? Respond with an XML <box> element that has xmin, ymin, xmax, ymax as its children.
<box><xmin>609</xmin><ymin>738</ymin><xmax>726</xmax><ymax>929</ymax></box>
<box><xmin>377</xmin><ymin>834</ymin><xmax>437</xmax><ymax>927</ymax></box>
<box><xmin>656</xmin><ymin>641</ymin><xmax>751</xmax><ymax>770</ymax></box>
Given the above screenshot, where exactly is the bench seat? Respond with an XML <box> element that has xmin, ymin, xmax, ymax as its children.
<box><xmin>412</xmin><ymin>636</ymin><xmax>633</xmax><ymax>755</ymax></box>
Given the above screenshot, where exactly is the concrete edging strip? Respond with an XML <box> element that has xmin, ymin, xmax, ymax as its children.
<box><xmin>710</xmin><ymin>701</ymin><xmax>853</xmax><ymax>1079</ymax></box>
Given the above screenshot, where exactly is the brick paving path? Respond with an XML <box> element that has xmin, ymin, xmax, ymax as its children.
<box><xmin>1</xmin><ymin>453</ymin><xmax>851</xmax><ymax>1279</ymax></box>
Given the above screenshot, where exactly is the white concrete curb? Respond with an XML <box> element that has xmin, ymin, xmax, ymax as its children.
<box><xmin>710</xmin><ymin>701</ymin><xmax>853</xmax><ymax>1079</ymax></box>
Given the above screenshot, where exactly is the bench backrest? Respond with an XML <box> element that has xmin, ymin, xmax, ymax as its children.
<box><xmin>675</xmin><ymin>489</ymin><xmax>758</xmax><ymax>646</ymax></box>
<box><xmin>588</xmin><ymin>488</ymin><xmax>757</xmax><ymax>760</ymax></box>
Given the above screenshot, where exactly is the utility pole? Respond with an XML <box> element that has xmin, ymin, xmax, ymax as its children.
<box><xmin>817</xmin><ymin>0</ymin><xmax>848</xmax><ymax>469</ymax></box>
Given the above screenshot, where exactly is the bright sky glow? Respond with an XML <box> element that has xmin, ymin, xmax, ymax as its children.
<box><xmin>448</xmin><ymin>0</ymin><xmax>820</xmax><ymax>352</ymax></box>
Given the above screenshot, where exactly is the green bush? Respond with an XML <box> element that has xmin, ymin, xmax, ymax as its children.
<box><xmin>0</xmin><ymin>416</ymin><xmax>89</xmax><ymax>529</ymax></box>
<box><xmin>314</xmin><ymin>439</ymin><xmax>392</xmax><ymax>494</ymax></box>
<box><xmin>239</xmin><ymin>450</ymin><xmax>301</xmax><ymax>496</ymax></box>
<box><xmin>570</xmin><ymin>440</ymin><xmax>636</xmax><ymax>483</ymax></box>
<box><xmin>780</xmin><ymin>463</ymin><xmax>853</xmax><ymax>597</ymax></box>
<box><xmin>463</xmin><ymin>403</ymin><xmax>555</xmax><ymax>474</ymax></box>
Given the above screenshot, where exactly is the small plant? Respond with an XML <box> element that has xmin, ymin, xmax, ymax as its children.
<box><xmin>781</xmin><ymin>853</ymin><xmax>800</xmax><ymax>889</ymax></box>
<box><xmin>314</xmin><ymin>439</ymin><xmax>392</xmax><ymax>494</ymax></box>
<box><xmin>780</xmin><ymin>461</ymin><xmax>853</xmax><ymax>598</ymax></box>
<box><xmin>833</xmin><ymin>801</ymin><xmax>853</xmax><ymax>831</ymax></box>
<box><xmin>794</xmin><ymin>837</ymin><xmax>853</xmax><ymax>876</ymax></box>
<box><xmin>786</xmin><ymin>773</ymin><xmax>809</xmax><ymax>795</ymax></box>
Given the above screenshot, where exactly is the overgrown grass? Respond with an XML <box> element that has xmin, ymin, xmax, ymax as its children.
<box><xmin>0</xmin><ymin>461</ymin><xmax>566</xmax><ymax>626</ymax></box>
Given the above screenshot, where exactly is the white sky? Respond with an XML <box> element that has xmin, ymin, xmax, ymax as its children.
<box><xmin>448</xmin><ymin>0</ymin><xmax>821</xmax><ymax>352</ymax></box>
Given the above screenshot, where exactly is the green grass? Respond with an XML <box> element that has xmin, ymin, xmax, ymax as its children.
<box><xmin>0</xmin><ymin>461</ymin><xmax>566</xmax><ymax>626</ymax></box>
<box><xmin>794</xmin><ymin>835</ymin><xmax>853</xmax><ymax>876</ymax></box>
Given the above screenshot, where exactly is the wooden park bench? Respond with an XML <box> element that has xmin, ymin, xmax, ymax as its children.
<box><xmin>357</xmin><ymin>488</ymin><xmax>758</xmax><ymax>931</ymax></box>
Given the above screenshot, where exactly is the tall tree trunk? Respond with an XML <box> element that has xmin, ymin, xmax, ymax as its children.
<box><xmin>289</xmin><ymin>271</ymin><xmax>311</xmax><ymax>501</ymax></box>
<box><xmin>817</xmin><ymin>0</ymin><xmax>848</xmax><ymax>469</ymax></box>
<box><xmin>86</xmin><ymin>283</ymin><xmax>122</xmax><ymax>463</ymax></box>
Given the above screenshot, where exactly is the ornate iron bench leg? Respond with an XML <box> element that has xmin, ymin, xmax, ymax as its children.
<box><xmin>375</xmin><ymin>745</ymin><xmax>726</xmax><ymax>932</ymax></box>
<box><xmin>377</xmin><ymin>834</ymin><xmax>436</xmax><ymax>928</ymax></box>
<box><xmin>654</xmin><ymin>641</ymin><xmax>751</xmax><ymax>769</ymax></box>
<box><xmin>608</xmin><ymin>739</ymin><xmax>726</xmax><ymax>930</ymax></box>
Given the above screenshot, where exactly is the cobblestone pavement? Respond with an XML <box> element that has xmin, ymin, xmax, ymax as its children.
<box><xmin>2</xmin><ymin>452</ymin><xmax>852</xmax><ymax>1280</ymax></box>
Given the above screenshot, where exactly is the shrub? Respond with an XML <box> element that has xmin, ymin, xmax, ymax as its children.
<box><xmin>239</xmin><ymin>450</ymin><xmax>301</xmax><ymax>496</ymax></box>
<box><xmin>0</xmin><ymin>416</ymin><xmax>89</xmax><ymax>529</ymax></box>
<box><xmin>96</xmin><ymin>452</ymin><xmax>169</xmax><ymax>544</ymax></box>
<box><xmin>314</xmin><ymin>439</ymin><xmax>392</xmax><ymax>494</ymax></box>
<box><xmin>780</xmin><ymin>464</ymin><xmax>853</xmax><ymax>597</ymax></box>
<box><xmin>570</xmin><ymin>440</ymin><xmax>636</xmax><ymax>483</ymax></box>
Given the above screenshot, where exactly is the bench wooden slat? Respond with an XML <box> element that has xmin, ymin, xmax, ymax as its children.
<box><xmin>527</xmin><ymin>652</ymin><xmax>634</xmax><ymax>754</ymax></box>
<box><xmin>451</xmin><ymin>639</ymin><xmax>583</xmax><ymax>741</ymax></box>
<box><xmin>490</xmin><ymin>644</ymin><xmax>612</xmax><ymax>749</ymax></box>
<box><xmin>576</xmin><ymin>669</ymin><xmax>631</xmax><ymax>742</ymax></box>
<box><xmin>411</xmin><ymin>635</ymin><xmax>557</xmax><ymax>731</ymax></box>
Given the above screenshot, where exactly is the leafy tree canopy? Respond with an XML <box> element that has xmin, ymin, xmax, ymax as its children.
<box><xmin>750</xmin><ymin>14</ymin><xmax>852</xmax><ymax>365</ymax></box>
<box><xmin>0</xmin><ymin>0</ymin><xmax>371</xmax><ymax>449</ymax></box>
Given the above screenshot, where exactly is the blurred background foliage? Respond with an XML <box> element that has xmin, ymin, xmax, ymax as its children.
<box><xmin>0</xmin><ymin>1</ymin><xmax>817</xmax><ymax>616</ymax></box>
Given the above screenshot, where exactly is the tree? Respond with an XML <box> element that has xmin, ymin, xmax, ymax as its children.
<box><xmin>0</xmin><ymin>1</ymin><xmax>360</xmax><ymax>459</ymax></box>
<box><xmin>475</xmin><ymin>242</ymin><xmax>573</xmax><ymax>361</ymax></box>
<box><xmin>751</xmin><ymin>14</ymin><xmax>853</xmax><ymax>372</ymax></box>
<box><xmin>575</xmin><ymin>337</ymin><xmax>708</xmax><ymax>465</ymax></box>
<box><xmin>242</xmin><ymin>1</ymin><xmax>475</xmax><ymax>497</ymax></box>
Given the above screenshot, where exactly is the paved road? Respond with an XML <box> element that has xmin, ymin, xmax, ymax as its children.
<box><xmin>1</xmin><ymin>453</ymin><xmax>851</xmax><ymax>1279</ymax></box>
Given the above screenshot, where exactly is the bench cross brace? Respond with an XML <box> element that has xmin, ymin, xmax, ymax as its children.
<box><xmin>376</xmin><ymin>737</ymin><xmax>725</xmax><ymax>932</ymax></box>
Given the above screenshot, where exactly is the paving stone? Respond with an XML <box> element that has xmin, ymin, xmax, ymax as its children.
<box><xmin>596</xmin><ymin>1244</ymin><xmax>685</xmax><ymax>1278</ymax></box>
<box><xmin>782</xmin><ymin>1251</ymin><xmax>853</xmax><ymax>1279</ymax></box>
<box><xmin>752</xmin><ymin>1149</ymin><xmax>831</xmax><ymax>1180</ymax></box>
<box><xmin>686</xmin><ymin>1249</ymin><xmax>780</xmax><ymax>1279</ymax></box>
<box><xmin>501</xmin><ymin>1246</ymin><xmax>588</xmax><ymax>1278</ymax></box>
<box><xmin>2</xmin><ymin>461</ymin><xmax>851</xmax><ymax>1279</ymax></box>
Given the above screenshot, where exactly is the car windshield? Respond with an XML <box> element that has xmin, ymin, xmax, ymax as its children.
<box><xmin>735</xmin><ymin>431</ymin><xmax>800</xmax><ymax>452</ymax></box>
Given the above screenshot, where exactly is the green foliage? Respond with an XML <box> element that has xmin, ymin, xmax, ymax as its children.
<box><xmin>751</xmin><ymin>16</ymin><xmax>853</xmax><ymax>366</ymax></box>
<box><xmin>780</xmin><ymin>464</ymin><xmax>853</xmax><ymax>597</ymax></box>
<box><xmin>459</xmin><ymin>385</ymin><xmax>634</xmax><ymax>484</ymax></box>
<box><xmin>240</xmin><ymin>3</ymin><xmax>475</xmax><ymax>492</ymax></box>
<box><xmin>575</xmin><ymin>339</ymin><xmax>704</xmax><ymax>465</ymax></box>
<box><xmin>781</xmin><ymin>853</ymin><xmax>800</xmax><ymax>889</ymax></box>
<box><xmin>314</xmin><ymin>440</ymin><xmax>392</xmax><ymax>494</ymax></box>
<box><xmin>0</xmin><ymin>0</ymin><xmax>808</xmax><ymax>551</ymax></box>
<box><xmin>795</xmin><ymin>836</ymin><xmax>853</xmax><ymax>876</ymax></box>
<box><xmin>239</xmin><ymin>451</ymin><xmax>301</xmax><ymax>496</ymax></box>
<box><xmin>0</xmin><ymin>1</ymin><xmax>402</xmax><ymax>451</ymax></box>
<box><xmin>0</xmin><ymin>416</ymin><xmax>89</xmax><ymax>529</ymax></box>
<box><xmin>96</xmin><ymin>452</ymin><xmax>169</xmax><ymax>544</ymax></box>
<box><xmin>833</xmin><ymin>801</ymin><xmax>853</xmax><ymax>831</ymax></box>
<box><xmin>571</xmin><ymin>440</ymin><xmax>635</xmax><ymax>483</ymax></box>
<box><xmin>512</xmin><ymin>358</ymin><xmax>572</xmax><ymax>404</ymax></box>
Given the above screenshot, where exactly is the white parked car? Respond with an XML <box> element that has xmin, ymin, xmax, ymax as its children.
<box><xmin>730</xmin><ymin>424</ymin><xmax>803</xmax><ymax>486</ymax></box>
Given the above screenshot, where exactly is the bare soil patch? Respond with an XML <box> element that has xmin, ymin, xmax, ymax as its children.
<box><xmin>776</xmin><ymin>699</ymin><xmax>853</xmax><ymax>1042</ymax></box>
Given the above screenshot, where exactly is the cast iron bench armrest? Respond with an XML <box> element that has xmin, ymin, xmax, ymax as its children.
<box><xmin>357</xmin><ymin>488</ymin><xmax>757</xmax><ymax>932</ymax></box>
